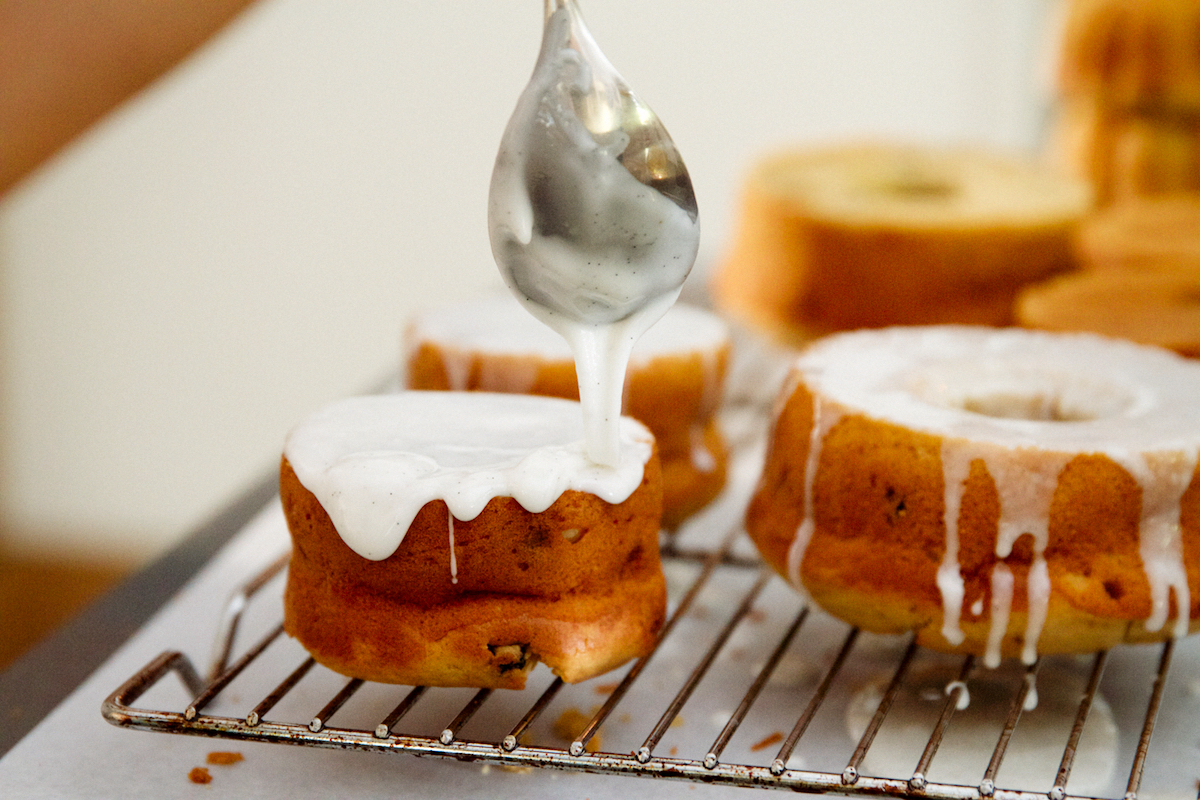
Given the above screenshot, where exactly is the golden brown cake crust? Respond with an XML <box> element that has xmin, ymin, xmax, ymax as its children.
<box><xmin>747</xmin><ymin>380</ymin><xmax>1200</xmax><ymax>660</ymax></box>
<box><xmin>1016</xmin><ymin>269</ymin><xmax>1200</xmax><ymax>358</ymax></box>
<box><xmin>1074</xmin><ymin>195</ymin><xmax>1200</xmax><ymax>272</ymax></box>
<box><xmin>281</xmin><ymin>454</ymin><xmax>666</xmax><ymax>688</ymax></box>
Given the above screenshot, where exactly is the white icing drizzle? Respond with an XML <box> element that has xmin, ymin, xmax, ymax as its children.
<box><xmin>1022</xmin><ymin>671</ymin><xmax>1039</xmax><ymax>712</ymax></box>
<box><xmin>990</xmin><ymin>449</ymin><xmax>1067</xmax><ymax>665</ymax></box>
<box><xmin>689</xmin><ymin>424</ymin><xmax>717</xmax><ymax>473</ymax></box>
<box><xmin>985</xmin><ymin>563</ymin><xmax>1015</xmax><ymax>669</ymax></box>
<box><xmin>441</xmin><ymin>347</ymin><xmax>471</xmax><ymax>391</ymax></box>
<box><xmin>847</xmin><ymin>663</ymin><xmax>1118</xmax><ymax>792</ymax></box>
<box><xmin>1023</xmin><ymin>557</ymin><xmax>1050</xmax><ymax>665</ymax></box>
<box><xmin>941</xmin><ymin>444</ymin><xmax>1062</xmax><ymax>663</ymax></box>
<box><xmin>1115</xmin><ymin>449</ymin><xmax>1198</xmax><ymax>637</ymax></box>
<box><xmin>447</xmin><ymin>510</ymin><xmax>458</xmax><ymax>584</ymax></box>
<box><xmin>285</xmin><ymin>392</ymin><xmax>653</xmax><ymax>561</ymax></box>
<box><xmin>943</xmin><ymin>679</ymin><xmax>971</xmax><ymax>711</ymax></box>
<box><xmin>785</xmin><ymin>396</ymin><xmax>845</xmax><ymax>593</ymax></box>
<box><xmin>937</xmin><ymin>446</ymin><xmax>974</xmax><ymax>646</ymax></box>
<box><xmin>407</xmin><ymin>294</ymin><xmax>729</xmax><ymax>473</ymax></box>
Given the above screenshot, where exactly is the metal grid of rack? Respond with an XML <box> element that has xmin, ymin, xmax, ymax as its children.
<box><xmin>101</xmin><ymin>519</ymin><xmax>1200</xmax><ymax>800</ymax></box>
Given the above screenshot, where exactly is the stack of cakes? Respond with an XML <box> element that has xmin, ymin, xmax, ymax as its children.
<box><xmin>1017</xmin><ymin>193</ymin><xmax>1200</xmax><ymax>356</ymax></box>
<box><xmin>1051</xmin><ymin>0</ymin><xmax>1200</xmax><ymax>203</ymax></box>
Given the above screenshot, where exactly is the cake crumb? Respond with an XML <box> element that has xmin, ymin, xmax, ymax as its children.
<box><xmin>206</xmin><ymin>751</ymin><xmax>244</xmax><ymax>766</ymax></box>
<box><xmin>750</xmin><ymin>731</ymin><xmax>784</xmax><ymax>751</ymax></box>
<box><xmin>188</xmin><ymin>767</ymin><xmax>212</xmax><ymax>784</ymax></box>
<box><xmin>553</xmin><ymin>707</ymin><xmax>602</xmax><ymax>752</ymax></box>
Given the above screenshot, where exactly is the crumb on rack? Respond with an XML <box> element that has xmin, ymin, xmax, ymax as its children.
<box><xmin>750</xmin><ymin>731</ymin><xmax>784</xmax><ymax>751</ymax></box>
<box><xmin>206</xmin><ymin>751</ymin><xmax>244</xmax><ymax>766</ymax></box>
<box><xmin>188</xmin><ymin>767</ymin><xmax>212</xmax><ymax>784</ymax></box>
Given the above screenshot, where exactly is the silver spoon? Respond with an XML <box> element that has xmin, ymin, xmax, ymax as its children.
<box><xmin>489</xmin><ymin>0</ymin><xmax>699</xmax><ymax>465</ymax></box>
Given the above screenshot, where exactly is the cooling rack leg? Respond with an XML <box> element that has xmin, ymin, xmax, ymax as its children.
<box><xmin>101</xmin><ymin>651</ymin><xmax>203</xmax><ymax>725</ymax></box>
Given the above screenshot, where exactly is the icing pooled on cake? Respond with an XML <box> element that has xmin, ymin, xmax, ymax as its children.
<box><xmin>488</xmin><ymin>0</ymin><xmax>699</xmax><ymax>466</ymax></box>
<box><xmin>406</xmin><ymin>294</ymin><xmax>727</xmax><ymax>474</ymax></box>
<box><xmin>285</xmin><ymin>392</ymin><xmax>653</xmax><ymax>561</ymax></box>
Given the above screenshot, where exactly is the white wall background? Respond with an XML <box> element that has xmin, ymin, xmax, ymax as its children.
<box><xmin>0</xmin><ymin>0</ymin><xmax>1060</xmax><ymax>564</ymax></box>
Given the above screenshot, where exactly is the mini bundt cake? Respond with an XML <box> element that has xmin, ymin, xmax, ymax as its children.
<box><xmin>746</xmin><ymin>326</ymin><xmax>1200</xmax><ymax>666</ymax></box>
<box><xmin>281</xmin><ymin>392</ymin><xmax>666</xmax><ymax>688</ymax></box>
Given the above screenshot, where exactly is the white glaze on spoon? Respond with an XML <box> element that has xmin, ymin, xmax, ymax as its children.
<box><xmin>488</xmin><ymin>0</ymin><xmax>699</xmax><ymax>466</ymax></box>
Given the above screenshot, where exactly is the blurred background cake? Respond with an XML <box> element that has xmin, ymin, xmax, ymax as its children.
<box><xmin>405</xmin><ymin>295</ymin><xmax>730</xmax><ymax>529</ymax></box>
<box><xmin>1050</xmin><ymin>0</ymin><xmax>1200</xmax><ymax>204</ymax></box>
<box><xmin>710</xmin><ymin>142</ymin><xmax>1091</xmax><ymax>345</ymax></box>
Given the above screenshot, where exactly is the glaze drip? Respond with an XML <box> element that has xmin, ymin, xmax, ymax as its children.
<box><xmin>785</xmin><ymin>395</ymin><xmax>845</xmax><ymax>594</ymax></box>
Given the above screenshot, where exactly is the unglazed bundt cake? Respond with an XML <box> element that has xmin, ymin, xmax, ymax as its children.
<box><xmin>710</xmin><ymin>143</ymin><xmax>1090</xmax><ymax>344</ymax></box>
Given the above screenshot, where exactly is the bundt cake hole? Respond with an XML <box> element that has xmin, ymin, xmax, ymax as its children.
<box><xmin>879</xmin><ymin>173</ymin><xmax>957</xmax><ymax>200</ymax></box>
<box><xmin>908</xmin><ymin>363</ymin><xmax>1142</xmax><ymax>422</ymax></box>
<box><xmin>960</xmin><ymin>391</ymin><xmax>1094</xmax><ymax>422</ymax></box>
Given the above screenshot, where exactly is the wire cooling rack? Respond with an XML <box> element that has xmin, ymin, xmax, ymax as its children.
<box><xmin>101</xmin><ymin>516</ymin><xmax>1200</xmax><ymax>800</ymax></box>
